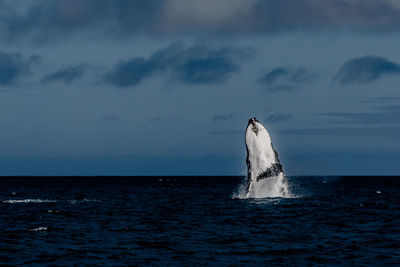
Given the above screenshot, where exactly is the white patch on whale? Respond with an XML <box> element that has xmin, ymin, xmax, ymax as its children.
<box><xmin>236</xmin><ymin>118</ymin><xmax>290</xmax><ymax>199</ymax></box>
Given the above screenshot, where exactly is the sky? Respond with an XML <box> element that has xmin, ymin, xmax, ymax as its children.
<box><xmin>1</xmin><ymin>0</ymin><xmax>400</xmax><ymax>175</ymax></box>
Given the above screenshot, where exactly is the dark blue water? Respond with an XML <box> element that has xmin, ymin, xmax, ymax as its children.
<box><xmin>1</xmin><ymin>176</ymin><xmax>400</xmax><ymax>266</ymax></box>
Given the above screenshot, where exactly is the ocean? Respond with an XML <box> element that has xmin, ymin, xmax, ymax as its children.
<box><xmin>1</xmin><ymin>176</ymin><xmax>399</xmax><ymax>266</ymax></box>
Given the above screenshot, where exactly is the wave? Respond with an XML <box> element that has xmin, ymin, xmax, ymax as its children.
<box><xmin>3</xmin><ymin>198</ymin><xmax>100</xmax><ymax>204</ymax></box>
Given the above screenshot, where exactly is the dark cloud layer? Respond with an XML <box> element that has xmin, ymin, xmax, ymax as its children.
<box><xmin>334</xmin><ymin>56</ymin><xmax>400</xmax><ymax>85</ymax></box>
<box><xmin>249</xmin><ymin>0</ymin><xmax>400</xmax><ymax>33</ymax></box>
<box><xmin>322</xmin><ymin>105</ymin><xmax>400</xmax><ymax>125</ymax></box>
<box><xmin>284</xmin><ymin>151</ymin><xmax>400</xmax><ymax>175</ymax></box>
<box><xmin>105</xmin><ymin>44</ymin><xmax>244</xmax><ymax>87</ymax></box>
<box><xmin>260</xmin><ymin>67</ymin><xmax>319</xmax><ymax>91</ymax></box>
<box><xmin>42</xmin><ymin>65</ymin><xmax>85</xmax><ymax>84</ymax></box>
<box><xmin>2</xmin><ymin>0</ymin><xmax>400</xmax><ymax>42</ymax></box>
<box><xmin>360</xmin><ymin>96</ymin><xmax>400</xmax><ymax>104</ymax></box>
<box><xmin>0</xmin><ymin>154</ymin><xmax>243</xmax><ymax>176</ymax></box>
<box><xmin>1</xmin><ymin>0</ymin><xmax>162</xmax><ymax>42</ymax></box>
<box><xmin>280</xmin><ymin>126</ymin><xmax>400</xmax><ymax>140</ymax></box>
<box><xmin>0</xmin><ymin>52</ymin><xmax>32</xmax><ymax>85</ymax></box>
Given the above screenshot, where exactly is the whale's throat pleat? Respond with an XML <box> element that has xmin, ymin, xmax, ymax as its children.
<box><xmin>256</xmin><ymin>162</ymin><xmax>283</xmax><ymax>181</ymax></box>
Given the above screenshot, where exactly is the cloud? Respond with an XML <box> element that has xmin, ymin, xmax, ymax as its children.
<box><xmin>148</xmin><ymin>116</ymin><xmax>178</xmax><ymax>123</ymax></box>
<box><xmin>3</xmin><ymin>0</ymin><xmax>400</xmax><ymax>41</ymax></box>
<box><xmin>261</xmin><ymin>67</ymin><xmax>291</xmax><ymax>85</ymax></box>
<box><xmin>334</xmin><ymin>56</ymin><xmax>400</xmax><ymax>85</ymax></box>
<box><xmin>265</xmin><ymin>113</ymin><xmax>292</xmax><ymax>123</ymax></box>
<box><xmin>208</xmin><ymin>130</ymin><xmax>242</xmax><ymax>135</ymax></box>
<box><xmin>161</xmin><ymin>0</ymin><xmax>256</xmax><ymax>33</ymax></box>
<box><xmin>321</xmin><ymin>105</ymin><xmax>400</xmax><ymax>125</ymax></box>
<box><xmin>42</xmin><ymin>65</ymin><xmax>85</xmax><ymax>84</ymax></box>
<box><xmin>177</xmin><ymin>57</ymin><xmax>237</xmax><ymax>84</ymax></box>
<box><xmin>279</xmin><ymin>126</ymin><xmax>400</xmax><ymax>142</ymax></box>
<box><xmin>1</xmin><ymin>0</ymin><xmax>162</xmax><ymax>42</ymax></box>
<box><xmin>280</xmin><ymin>126</ymin><xmax>399</xmax><ymax>136</ymax></box>
<box><xmin>105</xmin><ymin>43</ymin><xmax>245</xmax><ymax>87</ymax></box>
<box><xmin>0</xmin><ymin>51</ymin><xmax>32</xmax><ymax>85</ymax></box>
<box><xmin>168</xmin><ymin>0</ymin><xmax>400</xmax><ymax>34</ymax></box>
<box><xmin>260</xmin><ymin>67</ymin><xmax>319</xmax><ymax>92</ymax></box>
<box><xmin>105</xmin><ymin>58</ymin><xmax>162</xmax><ymax>87</ymax></box>
<box><xmin>99</xmin><ymin>114</ymin><xmax>119</xmax><ymax>123</ymax></box>
<box><xmin>211</xmin><ymin>113</ymin><xmax>235</xmax><ymax>122</ymax></box>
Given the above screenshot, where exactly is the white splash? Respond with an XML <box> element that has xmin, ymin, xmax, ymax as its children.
<box><xmin>68</xmin><ymin>198</ymin><xmax>101</xmax><ymax>204</ymax></box>
<box><xmin>235</xmin><ymin>118</ymin><xmax>290</xmax><ymax>199</ymax></box>
<box><xmin>232</xmin><ymin>177</ymin><xmax>248</xmax><ymax>199</ymax></box>
<box><xmin>3</xmin><ymin>199</ymin><xmax>57</xmax><ymax>204</ymax></box>
<box><xmin>246</xmin><ymin>173</ymin><xmax>289</xmax><ymax>198</ymax></box>
<box><xmin>29</xmin><ymin>227</ymin><xmax>47</xmax><ymax>232</ymax></box>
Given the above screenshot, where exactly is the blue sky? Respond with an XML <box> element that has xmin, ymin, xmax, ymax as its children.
<box><xmin>1</xmin><ymin>0</ymin><xmax>400</xmax><ymax>175</ymax></box>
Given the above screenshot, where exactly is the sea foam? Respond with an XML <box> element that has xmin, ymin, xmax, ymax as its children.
<box><xmin>3</xmin><ymin>199</ymin><xmax>57</xmax><ymax>204</ymax></box>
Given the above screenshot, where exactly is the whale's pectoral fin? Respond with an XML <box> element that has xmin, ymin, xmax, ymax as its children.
<box><xmin>256</xmin><ymin>163</ymin><xmax>283</xmax><ymax>181</ymax></box>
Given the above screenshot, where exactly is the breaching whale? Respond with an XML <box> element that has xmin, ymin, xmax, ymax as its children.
<box><xmin>245</xmin><ymin>118</ymin><xmax>289</xmax><ymax>198</ymax></box>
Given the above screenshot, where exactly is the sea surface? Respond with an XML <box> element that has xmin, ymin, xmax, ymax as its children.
<box><xmin>1</xmin><ymin>176</ymin><xmax>399</xmax><ymax>266</ymax></box>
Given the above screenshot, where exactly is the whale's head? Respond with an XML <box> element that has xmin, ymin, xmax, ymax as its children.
<box><xmin>245</xmin><ymin>118</ymin><xmax>273</xmax><ymax>158</ymax></box>
<box><xmin>247</xmin><ymin>117</ymin><xmax>260</xmax><ymax>134</ymax></box>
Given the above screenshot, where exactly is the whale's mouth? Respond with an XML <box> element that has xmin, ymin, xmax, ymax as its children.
<box><xmin>248</xmin><ymin>118</ymin><xmax>260</xmax><ymax>134</ymax></box>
